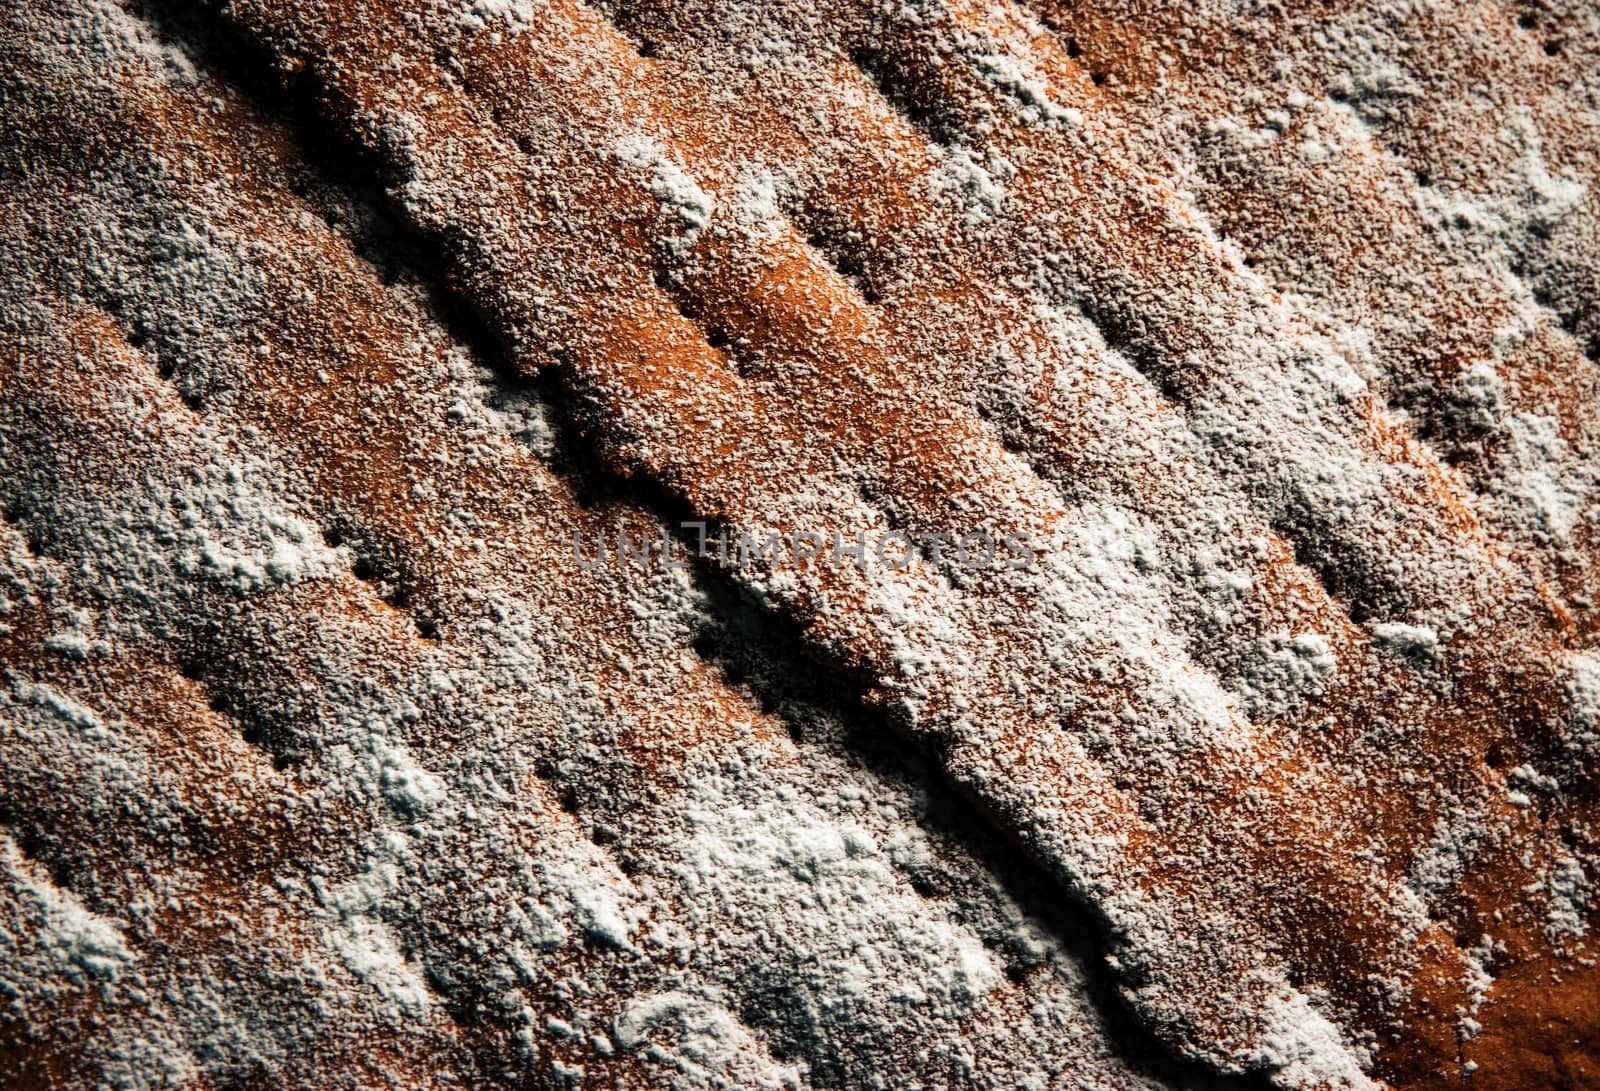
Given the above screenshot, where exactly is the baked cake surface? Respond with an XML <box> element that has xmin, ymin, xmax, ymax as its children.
<box><xmin>3</xmin><ymin>1</ymin><xmax>1600</xmax><ymax>1088</ymax></box>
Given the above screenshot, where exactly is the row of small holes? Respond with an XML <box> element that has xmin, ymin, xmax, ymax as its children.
<box><xmin>329</xmin><ymin>527</ymin><xmax>441</xmax><ymax>641</ymax></box>
<box><xmin>1517</xmin><ymin>11</ymin><xmax>1564</xmax><ymax>56</ymax></box>
<box><xmin>128</xmin><ymin>327</ymin><xmax>206</xmax><ymax>410</ymax></box>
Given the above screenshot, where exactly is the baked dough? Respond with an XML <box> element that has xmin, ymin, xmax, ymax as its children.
<box><xmin>3</xmin><ymin>1</ymin><xmax>1598</xmax><ymax>1087</ymax></box>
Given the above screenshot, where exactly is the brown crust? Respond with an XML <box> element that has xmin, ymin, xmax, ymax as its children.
<box><xmin>4</xmin><ymin>0</ymin><xmax>1600</xmax><ymax>1088</ymax></box>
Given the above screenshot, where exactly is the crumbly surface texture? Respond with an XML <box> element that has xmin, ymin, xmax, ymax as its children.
<box><xmin>2</xmin><ymin>1</ymin><xmax>1599</xmax><ymax>1088</ymax></box>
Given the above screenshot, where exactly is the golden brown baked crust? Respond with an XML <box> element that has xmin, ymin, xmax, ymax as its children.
<box><xmin>2</xmin><ymin>0</ymin><xmax>1599</xmax><ymax>1088</ymax></box>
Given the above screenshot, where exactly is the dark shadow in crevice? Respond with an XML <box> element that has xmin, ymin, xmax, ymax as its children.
<box><xmin>848</xmin><ymin>43</ymin><xmax>962</xmax><ymax>149</ymax></box>
<box><xmin>686</xmin><ymin>571</ymin><xmax>1274</xmax><ymax>1090</ymax></box>
<box><xmin>129</xmin><ymin>5</ymin><xmax>1275</xmax><ymax>1085</ymax></box>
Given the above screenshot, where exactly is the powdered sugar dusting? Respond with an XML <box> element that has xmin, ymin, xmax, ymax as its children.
<box><xmin>5</xmin><ymin>0</ymin><xmax>1600</xmax><ymax>1086</ymax></box>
